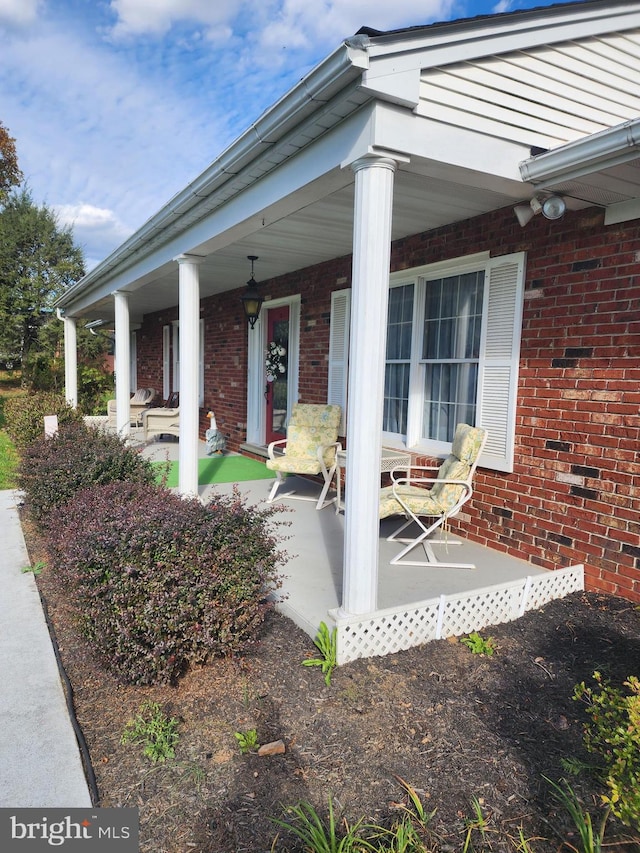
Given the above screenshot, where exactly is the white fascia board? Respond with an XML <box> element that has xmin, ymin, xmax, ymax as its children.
<box><xmin>372</xmin><ymin>103</ymin><xmax>529</xmax><ymax>183</ymax></box>
<box><xmin>604</xmin><ymin>198</ymin><xmax>640</xmax><ymax>224</ymax></box>
<box><xmin>359</xmin><ymin>2</ymin><xmax>640</xmax><ymax>96</ymax></box>
<box><xmin>360</xmin><ymin>66</ymin><xmax>421</xmax><ymax>109</ymax></box>
<box><xmin>520</xmin><ymin>118</ymin><xmax>640</xmax><ymax>185</ymax></box>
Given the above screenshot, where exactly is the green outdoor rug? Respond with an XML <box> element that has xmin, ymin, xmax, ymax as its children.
<box><xmin>153</xmin><ymin>455</ymin><xmax>273</xmax><ymax>488</ymax></box>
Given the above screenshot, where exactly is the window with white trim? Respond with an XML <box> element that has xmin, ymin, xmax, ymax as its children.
<box><xmin>327</xmin><ymin>289</ymin><xmax>350</xmax><ymax>435</ymax></box>
<box><xmin>329</xmin><ymin>251</ymin><xmax>525</xmax><ymax>472</ymax></box>
<box><xmin>163</xmin><ymin>320</ymin><xmax>205</xmax><ymax>406</ymax></box>
<box><xmin>385</xmin><ymin>270</ymin><xmax>484</xmax><ymax>443</ymax></box>
<box><xmin>199</xmin><ymin>318</ymin><xmax>204</xmax><ymax>408</ymax></box>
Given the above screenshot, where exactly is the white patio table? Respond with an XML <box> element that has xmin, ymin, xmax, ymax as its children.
<box><xmin>335</xmin><ymin>446</ymin><xmax>412</xmax><ymax>513</ymax></box>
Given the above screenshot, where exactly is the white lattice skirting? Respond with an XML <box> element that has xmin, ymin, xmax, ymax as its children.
<box><xmin>331</xmin><ymin>565</ymin><xmax>584</xmax><ymax>665</ymax></box>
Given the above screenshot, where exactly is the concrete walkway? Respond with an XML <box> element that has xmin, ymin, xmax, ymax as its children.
<box><xmin>0</xmin><ymin>489</ymin><xmax>92</xmax><ymax>808</ymax></box>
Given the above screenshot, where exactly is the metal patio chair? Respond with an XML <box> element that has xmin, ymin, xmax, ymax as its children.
<box><xmin>266</xmin><ymin>403</ymin><xmax>342</xmax><ymax>510</ymax></box>
<box><xmin>379</xmin><ymin>423</ymin><xmax>488</xmax><ymax>567</ymax></box>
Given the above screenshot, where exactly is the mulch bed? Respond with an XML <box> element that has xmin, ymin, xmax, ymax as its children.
<box><xmin>24</xmin><ymin>514</ymin><xmax>640</xmax><ymax>853</ymax></box>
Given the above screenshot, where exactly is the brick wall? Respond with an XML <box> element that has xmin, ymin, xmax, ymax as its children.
<box><xmin>390</xmin><ymin>205</ymin><xmax>639</xmax><ymax>602</ymax></box>
<box><xmin>136</xmin><ymin>205</ymin><xmax>640</xmax><ymax>601</ymax></box>
<box><xmin>136</xmin><ymin>309</ymin><xmax>176</xmax><ymax>400</ymax></box>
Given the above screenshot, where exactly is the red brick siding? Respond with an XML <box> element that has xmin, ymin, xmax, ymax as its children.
<box><xmin>136</xmin><ymin>310</ymin><xmax>176</xmax><ymax>400</ymax></box>
<box><xmin>136</xmin><ymin>206</ymin><xmax>640</xmax><ymax>601</ymax></box>
<box><xmin>392</xmin><ymin>206</ymin><xmax>640</xmax><ymax>603</ymax></box>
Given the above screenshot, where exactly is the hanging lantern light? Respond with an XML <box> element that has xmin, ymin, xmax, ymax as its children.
<box><xmin>240</xmin><ymin>255</ymin><xmax>263</xmax><ymax>329</ymax></box>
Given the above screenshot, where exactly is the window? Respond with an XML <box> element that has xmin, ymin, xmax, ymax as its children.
<box><xmin>397</xmin><ymin>270</ymin><xmax>484</xmax><ymax>443</ymax></box>
<box><xmin>129</xmin><ymin>331</ymin><xmax>137</xmax><ymax>391</ymax></box>
<box><xmin>382</xmin><ymin>274</ymin><xmax>487</xmax><ymax>442</ymax></box>
<box><xmin>329</xmin><ymin>252</ymin><xmax>525</xmax><ymax>472</ymax></box>
<box><xmin>163</xmin><ymin>320</ymin><xmax>204</xmax><ymax>406</ymax></box>
<box><xmin>162</xmin><ymin>325</ymin><xmax>170</xmax><ymax>399</ymax></box>
<box><xmin>327</xmin><ymin>289</ymin><xmax>350</xmax><ymax>435</ymax></box>
<box><xmin>384</xmin><ymin>283</ymin><xmax>413</xmax><ymax>435</ymax></box>
<box><xmin>386</xmin><ymin>252</ymin><xmax>525</xmax><ymax>470</ymax></box>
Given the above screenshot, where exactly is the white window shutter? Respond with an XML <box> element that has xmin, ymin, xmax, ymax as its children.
<box><xmin>328</xmin><ymin>288</ymin><xmax>351</xmax><ymax>435</ymax></box>
<box><xmin>199</xmin><ymin>318</ymin><xmax>205</xmax><ymax>407</ymax></box>
<box><xmin>172</xmin><ymin>324</ymin><xmax>180</xmax><ymax>393</ymax></box>
<box><xmin>129</xmin><ymin>331</ymin><xmax>137</xmax><ymax>391</ymax></box>
<box><xmin>477</xmin><ymin>252</ymin><xmax>525</xmax><ymax>473</ymax></box>
<box><xmin>162</xmin><ymin>325</ymin><xmax>170</xmax><ymax>400</ymax></box>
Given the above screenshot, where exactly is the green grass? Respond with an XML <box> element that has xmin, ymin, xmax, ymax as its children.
<box><xmin>0</xmin><ymin>430</ymin><xmax>19</xmax><ymax>489</ymax></box>
<box><xmin>0</xmin><ymin>373</ymin><xmax>25</xmax><ymax>426</ymax></box>
<box><xmin>0</xmin><ymin>375</ymin><xmax>25</xmax><ymax>489</ymax></box>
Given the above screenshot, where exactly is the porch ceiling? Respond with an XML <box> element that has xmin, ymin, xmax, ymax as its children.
<box><xmin>82</xmin><ymin>164</ymin><xmax>534</xmax><ymax>326</ymax></box>
<box><xmin>78</xmin><ymin>144</ymin><xmax>640</xmax><ymax>329</ymax></box>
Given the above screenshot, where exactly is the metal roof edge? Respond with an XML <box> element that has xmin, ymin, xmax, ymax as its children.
<box><xmin>520</xmin><ymin>118</ymin><xmax>640</xmax><ymax>184</ymax></box>
<box><xmin>359</xmin><ymin>0</ymin><xmax>640</xmax><ymax>48</ymax></box>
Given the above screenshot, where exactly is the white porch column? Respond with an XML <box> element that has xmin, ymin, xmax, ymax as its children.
<box><xmin>176</xmin><ymin>254</ymin><xmax>202</xmax><ymax>498</ymax></box>
<box><xmin>113</xmin><ymin>291</ymin><xmax>131</xmax><ymax>436</ymax></box>
<box><xmin>62</xmin><ymin>314</ymin><xmax>77</xmax><ymax>408</ymax></box>
<box><xmin>341</xmin><ymin>155</ymin><xmax>397</xmax><ymax>616</ymax></box>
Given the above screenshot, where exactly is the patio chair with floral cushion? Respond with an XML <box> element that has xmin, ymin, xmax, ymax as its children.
<box><xmin>107</xmin><ymin>387</ymin><xmax>156</xmax><ymax>428</ymax></box>
<box><xmin>379</xmin><ymin>423</ymin><xmax>488</xmax><ymax>567</ymax></box>
<box><xmin>266</xmin><ymin>403</ymin><xmax>342</xmax><ymax>510</ymax></box>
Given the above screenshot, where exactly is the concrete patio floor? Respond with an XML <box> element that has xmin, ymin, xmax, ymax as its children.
<box><xmin>135</xmin><ymin>434</ymin><xmax>565</xmax><ymax>648</ymax></box>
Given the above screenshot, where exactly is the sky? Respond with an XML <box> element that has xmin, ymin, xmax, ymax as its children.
<box><xmin>0</xmin><ymin>0</ymin><xmax>567</xmax><ymax>270</ymax></box>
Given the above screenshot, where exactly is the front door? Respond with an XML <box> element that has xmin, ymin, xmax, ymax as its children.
<box><xmin>265</xmin><ymin>305</ymin><xmax>289</xmax><ymax>445</ymax></box>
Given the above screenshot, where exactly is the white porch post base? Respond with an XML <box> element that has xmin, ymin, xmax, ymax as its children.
<box><xmin>62</xmin><ymin>315</ymin><xmax>78</xmax><ymax>408</ymax></box>
<box><xmin>113</xmin><ymin>292</ymin><xmax>131</xmax><ymax>436</ymax></box>
<box><xmin>176</xmin><ymin>254</ymin><xmax>203</xmax><ymax>498</ymax></box>
<box><xmin>341</xmin><ymin>155</ymin><xmax>396</xmax><ymax>616</ymax></box>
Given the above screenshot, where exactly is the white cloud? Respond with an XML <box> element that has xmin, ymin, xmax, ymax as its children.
<box><xmin>55</xmin><ymin>203</ymin><xmax>132</xmax><ymax>268</ymax></box>
<box><xmin>267</xmin><ymin>0</ymin><xmax>455</xmax><ymax>43</ymax></box>
<box><xmin>106</xmin><ymin>0</ymin><xmax>456</xmax><ymax>58</ymax></box>
<box><xmin>108</xmin><ymin>0</ymin><xmax>240</xmax><ymax>38</ymax></box>
<box><xmin>0</xmin><ymin>18</ymin><xmax>234</xmax><ymax>263</ymax></box>
<box><xmin>0</xmin><ymin>0</ymin><xmax>43</xmax><ymax>29</ymax></box>
<box><xmin>1</xmin><ymin>0</ymin><xmax>547</xmax><ymax>272</ymax></box>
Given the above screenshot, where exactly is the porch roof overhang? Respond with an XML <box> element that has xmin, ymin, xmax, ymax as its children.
<box><xmin>55</xmin><ymin>0</ymin><xmax>640</xmax><ymax>326</ymax></box>
<box><xmin>519</xmin><ymin>117</ymin><xmax>640</xmax><ymax>225</ymax></box>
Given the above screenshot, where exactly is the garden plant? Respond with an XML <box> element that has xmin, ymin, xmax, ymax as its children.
<box><xmin>17</xmin><ymin>419</ymin><xmax>156</xmax><ymax>524</ymax></box>
<box><xmin>44</xmin><ymin>479</ymin><xmax>286</xmax><ymax>684</ymax></box>
<box><xmin>4</xmin><ymin>388</ymin><xmax>638</xmax><ymax>853</ymax></box>
<box><xmin>121</xmin><ymin>701</ymin><xmax>180</xmax><ymax>764</ymax></box>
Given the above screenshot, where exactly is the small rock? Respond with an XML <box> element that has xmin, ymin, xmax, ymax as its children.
<box><xmin>258</xmin><ymin>739</ymin><xmax>286</xmax><ymax>757</ymax></box>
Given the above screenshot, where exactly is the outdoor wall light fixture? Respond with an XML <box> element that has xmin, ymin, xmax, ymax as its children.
<box><xmin>514</xmin><ymin>194</ymin><xmax>566</xmax><ymax>227</ymax></box>
<box><xmin>541</xmin><ymin>195</ymin><xmax>567</xmax><ymax>220</ymax></box>
<box><xmin>240</xmin><ymin>255</ymin><xmax>263</xmax><ymax>329</ymax></box>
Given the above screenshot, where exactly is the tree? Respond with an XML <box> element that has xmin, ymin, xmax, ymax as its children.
<box><xmin>0</xmin><ymin>122</ymin><xmax>23</xmax><ymax>202</ymax></box>
<box><xmin>0</xmin><ymin>188</ymin><xmax>85</xmax><ymax>369</ymax></box>
<box><xmin>28</xmin><ymin>316</ymin><xmax>114</xmax><ymax>415</ymax></box>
